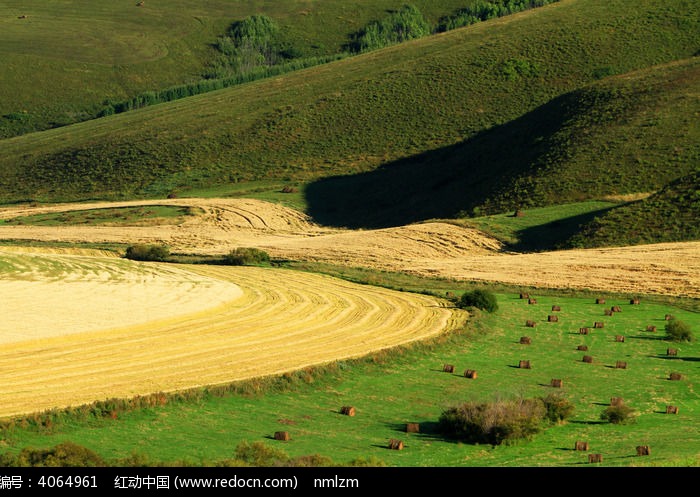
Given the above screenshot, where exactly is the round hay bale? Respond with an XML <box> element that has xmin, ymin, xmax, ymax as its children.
<box><xmin>636</xmin><ymin>445</ymin><xmax>651</xmax><ymax>456</ymax></box>
<box><xmin>582</xmin><ymin>355</ymin><xmax>593</xmax><ymax>363</ymax></box>
<box><xmin>666</xmin><ymin>348</ymin><xmax>678</xmax><ymax>356</ymax></box>
<box><xmin>406</xmin><ymin>423</ymin><xmax>420</xmax><ymax>433</ymax></box>
<box><xmin>646</xmin><ymin>325</ymin><xmax>657</xmax><ymax>332</ymax></box>
<box><xmin>615</xmin><ymin>361</ymin><xmax>627</xmax><ymax>369</ymax></box>
<box><xmin>666</xmin><ymin>405</ymin><xmax>679</xmax><ymax>414</ymax></box>
<box><xmin>528</xmin><ymin>298</ymin><xmax>537</xmax><ymax>305</ymax></box>
<box><xmin>519</xmin><ymin>336</ymin><xmax>532</xmax><ymax>345</ymax></box>
<box><xmin>579</xmin><ymin>327</ymin><xmax>590</xmax><ymax>335</ymax></box>
<box><xmin>577</xmin><ymin>344</ymin><xmax>589</xmax><ymax>351</ymax></box>
<box><xmin>594</xmin><ymin>322</ymin><xmax>605</xmax><ymax>329</ymax></box>
<box><xmin>274</xmin><ymin>431</ymin><xmax>290</xmax><ymax>441</ymax></box>
<box><xmin>388</xmin><ymin>439</ymin><xmax>404</xmax><ymax>450</ymax></box>
<box><xmin>551</xmin><ymin>378</ymin><xmax>563</xmax><ymax>388</ymax></box>
<box><xmin>630</xmin><ymin>298</ymin><xmax>640</xmax><ymax>305</ymax></box>
<box><xmin>595</xmin><ymin>298</ymin><xmax>606</xmax><ymax>305</ymax></box>
<box><xmin>518</xmin><ymin>360</ymin><xmax>531</xmax><ymax>369</ymax></box>
<box><xmin>575</xmin><ymin>441</ymin><xmax>589</xmax><ymax>451</ymax></box>
<box><xmin>547</xmin><ymin>315</ymin><xmax>559</xmax><ymax>322</ymax></box>
<box><xmin>551</xmin><ymin>305</ymin><xmax>561</xmax><ymax>312</ymax></box>
<box><xmin>615</xmin><ymin>335</ymin><xmax>625</xmax><ymax>343</ymax></box>
<box><xmin>464</xmin><ymin>369</ymin><xmax>477</xmax><ymax>379</ymax></box>
<box><xmin>442</xmin><ymin>364</ymin><xmax>455</xmax><ymax>373</ymax></box>
<box><xmin>525</xmin><ymin>320</ymin><xmax>537</xmax><ymax>327</ymax></box>
<box><xmin>340</xmin><ymin>406</ymin><xmax>356</xmax><ymax>416</ymax></box>
<box><xmin>588</xmin><ymin>454</ymin><xmax>603</xmax><ymax>463</ymax></box>
<box><xmin>669</xmin><ymin>372</ymin><xmax>683</xmax><ymax>381</ymax></box>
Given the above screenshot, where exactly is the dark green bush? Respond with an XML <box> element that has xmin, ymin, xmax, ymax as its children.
<box><xmin>665</xmin><ymin>319</ymin><xmax>695</xmax><ymax>343</ymax></box>
<box><xmin>124</xmin><ymin>244</ymin><xmax>170</xmax><ymax>262</ymax></box>
<box><xmin>541</xmin><ymin>393</ymin><xmax>576</xmax><ymax>424</ymax></box>
<box><xmin>600</xmin><ymin>404</ymin><xmax>636</xmax><ymax>424</ymax></box>
<box><xmin>457</xmin><ymin>289</ymin><xmax>499</xmax><ymax>313</ymax></box>
<box><xmin>7</xmin><ymin>441</ymin><xmax>105</xmax><ymax>467</ymax></box>
<box><xmin>224</xmin><ymin>247</ymin><xmax>271</xmax><ymax>266</ymax></box>
<box><xmin>437</xmin><ymin>397</ymin><xmax>547</xmax><ymax>445</ymax></box>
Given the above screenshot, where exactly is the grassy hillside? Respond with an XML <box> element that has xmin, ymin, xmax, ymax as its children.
<box><xmin>0</xmin><ymin>0</ymin><xmax>481</xmax><ymax>138</ymax></box>
<box><xmin>566</xmin><ymin>171</ymin><xmax>700</xmax><ymax>248</ymax></box>
<box><xmin>0</xmin><ymin>0</ymin><xmax>697</xmax><ymax>212</ymax></box>
<box><xmin>306</xmin><ymin>56</ymin><xmax>700</xmax><ymax>228</ymax></box>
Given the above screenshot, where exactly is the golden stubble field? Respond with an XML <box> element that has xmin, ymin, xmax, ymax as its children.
<box><xmin>0</xmin><ymin>197</ymin><xmax>698</xmax><ymax>418</ymax></box>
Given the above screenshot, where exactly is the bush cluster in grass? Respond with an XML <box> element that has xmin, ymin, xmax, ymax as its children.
<box><xmin>665</xmin><ymin>318</ymin><xmax>695</xmax><ymax>343</ymax></box>
<box><xmin>600</xmin><ymin>404</ymin><xmax>636</xmax><ymax>425</ymax></box>
<box><xmin>223</xmin><ymin>247</ymin><xmax>271</xmax><ymax>266</ymax></box>
<box><xmin>124</xmin><ymin>244</ymin><xmax>170</xmax><ymax>262</ymax></box>
<box><xmin>437</xmin><ymin>393</ymin><xmax>574</xmax><ymax>445</ymax></box>
<box><xmin>0</xmin><ymin>441</ymin><xmax>106</xmax><ymax>467</ymax></box>
<box><xmin>456</xmin><ymin>289</ymin><xmax>499</xmax><ymax>313</ymax></box>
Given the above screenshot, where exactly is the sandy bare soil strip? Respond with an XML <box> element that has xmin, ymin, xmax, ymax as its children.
<box><xmin>0</xmin><ymin>255</ymin><xmax>465</xmax><ymax>419</ymax></box>
<box><xmin>0</xmin><ymin>197</ymin><xmax>697</xmax><ymax>298</ymax></box>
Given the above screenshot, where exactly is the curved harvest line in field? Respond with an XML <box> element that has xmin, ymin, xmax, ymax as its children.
<box><xmin>0</xmin><ymin>253</ymin><xmax>466</xmax><ymax>419</ymax></box>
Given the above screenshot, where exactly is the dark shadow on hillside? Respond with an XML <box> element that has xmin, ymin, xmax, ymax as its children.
<box><xmin>508</xmin><ymin>206</ymin><xmax>618</xmax><ymax>252</ymax></box>
<box><xmin>304</xmin><ymin>90</ymin><xmax>598</xmax><ymax>230</ymax></box>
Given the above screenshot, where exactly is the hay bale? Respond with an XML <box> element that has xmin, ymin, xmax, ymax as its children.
<box><xmin>615</xmin><ymin>335</ymin><xmax>625</xmax><ymax>343</ymax></box>
<box><xmin>518</xmin><ymin>360</ymin><xmax>531</xmax><ymax>369</ymax></box>
<box><xmin>526</xmin><ymin>320</ymin><xmax>537</xmax><ymax>328</ymax></box>
<box><xmin>615</xmin><ymin>361</ymin><xmax>627</xmax><ymax>369</ymax></box>
<box><xmin>577</xmin><ymin>345</ymin><xmax>589</xmax><ymax>351</ymax></box>
<box><xmin>666</xmin><ymin>348</ymin><xmax>678</xmax><ymax>356</ymax></box>
<box><xmin>588</xmin><ymin>454</ymin><xmax>603</xmax><ymax>463</ymax></box>
<box><xmin>340</xmin><ymin>406</ymin><xmax>356</xmax><ymax>416</ymax></box>
<box><xmin>528</xmin><ymin>298</ymin><xmax>537</xmax><ymax>305</ymax></box>
<box><xmin>669</xmin><ymin>372</ymin><xmax>683</xmax><ymax>381</ymax></box>
<box><xmin>582</xmin><ymin>355</ymin><xmax>593</xmax><ymax>363</ymax></box>
<box><xmin>406</xmin><ymin>423</ymin><xmax>420</xmax><ymax>433</ymax></box>
<box><xmin>464</xmin><ymin>369</ymin><xmax>478</xmax><ymax>379</ymax></box>
<box><xmin>604</xmin><ymin>309</ymin><xmax>614</xmax><ymax>316</ymax></box>
<box><xmin>579</xmin><ymin>327</ymin><xmax>590</xmax><ymax>335</ymax></box>
<box><xmin>442</xmin><ymin>364</ymin><xmax>455</xmax><ymax>373</ymax></box>
<box><xmin>630</xmin><ymin>298</ymin><xmax>640</xmax><ymax>305</ymax></box>
<box><xmin>636</xmin><ymin>445</ymin><xmax>651</xmax><ymax>456</ymax></box>
<box><xmin>274</xmin><ymin>431</ymin><xmax>290</xmax><ymax>441</ymax></box>
<box><xmin>519</xmin><ymin>293</ymin><xmax>529</xmax><ymax>299</ymax></box>
<box><xmin>611</xmin><ymin>305</ymin><xmax>622</xmax><ymax>313</ymax></box>
<box><xmin>646</xmin><ymin>325</ymin><xmax>657</xmax><ymax>332</ymax></box>
<box><xmin>519</xmin><ymin>336</ymin><xmax>532</xmax><ymax>345</ymax></box>
<box><xmin>388</xmin><ymin>439</ymin><xmax>404</xmax><ymax>450</ymax></box>
<box><xmin>610</xmin><ymin>397</ymin><xmax>624</xmax><ymax>406</ymax></box>
<box><xmin>551</xmin><ymin>378</ymin><xmax>563</xmax><ymax>388</ymax></box>
<box><xmin>594</xmin><ymin>322</ymin><xmax>605</xmax><ymax>329</ymax></box>
<box><xmin>595</xmin><ymin>298</ymin><xmax>606</xmax><ymax>304</ymax></box>
<box><xmin>665</xmin><ymin>314</ymin><xmax>675</xmax><ymax>320</ymax></box>
<box><xmin>551</xmin><ymin>305</ymin><xmax>561</xmax><ymax>311</ymax></box>
<box><xmin>547</xmin><ymin>315</ymin><xmax>559</xmax><ymax>322</ymax></box>
<box><xmin>575</xmin><ymin>441</ymin><xmax>589</xmax><ymax>451</ymax></box>
<box><xmin>666</xmin><ymin>405</ymin><xmax>679</xmax><ymax>415</ymax></box>
<box><xmin>514</xmin><ymin>210</ymin><xmax>525</xmax><ymax>217</ymax></box>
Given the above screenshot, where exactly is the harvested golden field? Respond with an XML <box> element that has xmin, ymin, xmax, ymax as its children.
<box><xmin>1</xmin><ymin>198</ymin><xmax>697</xmax><ymax>298</ymax></box>
<box><xmin>0</xmin><ymin>249</ymin><xmax>465</xmax><ymax>419</ymax></box>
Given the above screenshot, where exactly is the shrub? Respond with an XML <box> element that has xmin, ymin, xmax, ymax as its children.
<box><xmin>600</xmin><ymin>404</ymin><xmax>636</xmax><ymax>424</ymax></box>
<box><xmin>541</xmin><ymin>393</ymin><xmax>575</xmax><ymax>424</ymax></box>
<box><xmin>124</xmin><ymin>244</ymin><xmax>170</xmax><ymax>262</ymax></box>
<box><xmin>665</xmin><ymin>319</ymin><xmax>695</xmax><ymax>343</ymax></box>
<box><xmin>456</xmin><ymin>289</ymin><xmax>499</xmax><ymax>313</ymax></box>
<box><xmin>224</xmin><ymin>247</ymin><xmax>271</xmax><ymax>266</ymax></box>
<box><xmin>437</xmin><ymin>397</ymin><xmax>547</xmax><ymax>445</ymax></box>
<box><xmin>233</xmin><ymin>441</ymin><xmax>289</xmax><ymax>467</ymax></box>
<box><xmin>12</xmin><ymin>441</ymin><xmax>105</xmax><ymax>467</ymax></box>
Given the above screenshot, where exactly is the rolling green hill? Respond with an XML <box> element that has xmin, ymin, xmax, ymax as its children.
<box><xmin>0</xmin><ymin>0</ymin><xmax>485</xmax><ymax>138</ymax></box>
<box><xmin>0</xmin><ymin>0</ymin><xmax>698</xmax><ymax>244</ymax></box>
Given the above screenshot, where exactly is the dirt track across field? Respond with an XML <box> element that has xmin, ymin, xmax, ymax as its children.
<box><xmin>1</xmin><ymin>197</ymin><xmax>697</xmax><ymax>298</ymax></box>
